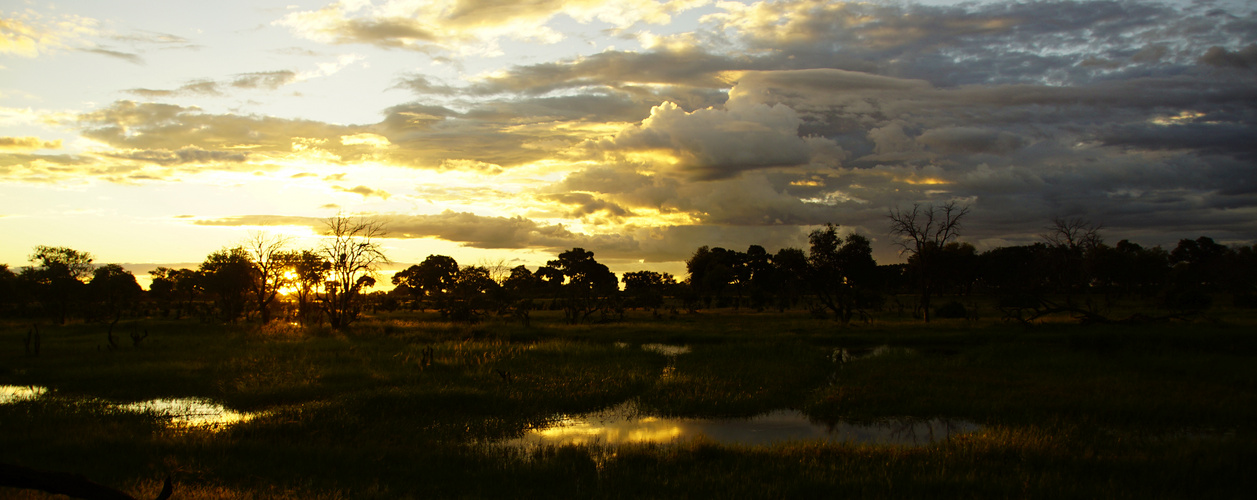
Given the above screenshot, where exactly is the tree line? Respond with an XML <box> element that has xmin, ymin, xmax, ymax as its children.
<box><xmin>2</xmin><ymin>207</ymin><xmax>1255</xmax><ymax>329</ymax></box>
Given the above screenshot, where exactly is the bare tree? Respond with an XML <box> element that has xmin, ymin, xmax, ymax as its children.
<box><xmin>319</xmin><ymin>215</ymin><xmax>389</xmax><ymax>329</ymax></box>
<box><xmin>477</xmin><ymin>258</ymin><xmax>513</xmax><ymax>285</ymax></box>
<box><xmin>243</xmin><ymin>231</ymin><xmax>292</xmax><ymax>323</ymax></box>
<box><xmin>1041</xmin><ymin>216</ymin><xmax>1103</xmax><ymax>295</ymax></box>
<box><xmin>887</xmin><ymin>202</ymin><xmax>970</xmax><ymax>323</ymax></box>
<box><xmin>1042</xmin><ymin>216</ymin><xmax>1102</xmax><ymax>252</ymax></box>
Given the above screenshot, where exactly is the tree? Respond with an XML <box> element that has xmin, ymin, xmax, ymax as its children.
<box><xmin>622</xmin><ymin>270</ymin><xmax>677</xmax><ymax>311</ymax></box>
<box><xmin>685</xmin><ymin>246</ymin><xmax>742</xmax><ymax>308</ymax></box>
<box><xmin>887</xmin><ymin>202</ymin><xmax>970</xmax><ymax>322</ymax></box>
<box><xmin>547</xmin><ymin>248</ymin><xmax>618</xmax><ymax>323</ymax></box>
<box><xmin>25</xmin><ymin>246</ymin><xmax>94</xmax><ymax>324</ymax></box>
<box><xmin>288</xmin><ymin>250</ymin><xmax>330</xmax><ymax>326</ymax></box>
<box><xmin>771</xmin><ymin>247</ymin><xmax>809</xmax><ymax>312</ymax></box>
<box><xmin>807</xmin><ymin>224</ymin><xmax>879</xmax><ymax>325</ymax></box>
<box><xmin>449</xmin><ymin>265</ymin><xmax>501</xmax><ymax>321</ymax></box>
<box><xmin>392</xmin><ymin>255</ymin><xmax>460</xmax><ymax>312</ymax></box>
<box><xmin>0</xmin><ymin>264</ymin><xmax>18</xmax><ymax>314</ymax></box>
<box><xmin>320</xmin><ymin>215</ymin><xmax>389</xmax><ymax>329</ymax></box>
<box><xmin>88</xmin><ymin>264</ymin><xmax>142</xmax><ymax>347</ymax></box>
<box><xmin>502</xmin><ymin>265</ymin><xmax>541</xmax><ymax>297</ymax></box>
<box><xmin>243</xmin><ymin>231</ymin><xmax>292</xmax><ymax>323</ymax></box>
<box><xmin>1041</xmin><ymin>216</ymin><xmax>1104</xmax><ymax>294</ymax></box>
<box><xmin>199</xmin><ymin>247</ymin><xmax>254</xmax><ymax>323</ymax></box>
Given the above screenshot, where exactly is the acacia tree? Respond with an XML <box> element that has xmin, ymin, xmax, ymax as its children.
<box><xmin>887</xmin><ymin>202</ymin><xmax>970</xmax><ymax>323</ymax></box>
<box><xmin>320</xmin><ymin>215</ymin><xmax>389</xmax><ymax>329</ymax></box>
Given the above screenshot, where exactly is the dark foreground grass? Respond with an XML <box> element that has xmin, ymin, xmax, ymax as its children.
<box><xmin>2</xmin><ymin>309</ymin><xmax>1255</xmax><ymax>498</ymax></box>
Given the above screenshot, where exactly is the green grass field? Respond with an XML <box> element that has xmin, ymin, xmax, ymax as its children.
<box><xmin>2</xmin><ymin>307</ymin><xmax>1255</xmax><ymax>498</ymax></box>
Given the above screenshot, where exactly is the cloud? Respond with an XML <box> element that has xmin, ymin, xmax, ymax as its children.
<box><xmin>276</xmin><ymin>0</ymin><xmax>710</xmax><ymax>55</ymax></box>
<box><xmin>591</xmin><ymin>100</ymin><xmax>840</xmax><ymax>180</ymax></box>
<box><xmin>103</xmin><ymin>147</ymin><xmax>250</xmax><ymax>165</ymax></box>
<box><xmin>194</xmin><ymin>210</ymin><xmax>642</xmax><ymax>255</ymax></box>
<box><xmin>0</xmin><ymin>136</ymin><xmax>62</xmax><ymax>151</ymax></box>
<box><xmin>80</xmin><ymin>47</ymin><xmax>144</xmax><ymax>64</ymax></box>
<box><xmin>540</xmin><ymin>192</ymin><xmax>634</xmax><ymax>218</ymax></box>
<box><xmin>334</xmin><ymin>184</ymin><xmax>391</xmax><ymax>199</ymax></box>
<box><xmin>76</xmin><ymin>101</ymin><xmax>362</xmax><ymax>158</ymax></box>
<box><xmin>231</xmin><ymin>71</ymin><xmax>299</xmax><ymax>89</ymax></box>
<box><xmin>1199</xmin><ymin>44</ymin><xmax>1257</xmax><ymax>69</ymax></box>
<box><xmin>916</xmin><ymin>127</ymin><xmax>1027</xmax><ymax>155</ymax></box>
<box><xmin>0</xmin><ymin>11</ymin><xmax>98</xmax><ymax>57</ymax></box>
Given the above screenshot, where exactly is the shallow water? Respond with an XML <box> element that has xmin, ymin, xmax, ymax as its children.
<box><xmin>123</xmin><ymin>398</ymin><xmax>257</xmax><ymax>428</ymax></box>
<box><xmin>640</xmin><ymin>343</ymin><xmax>691</xmax><ymax>356</ymax></box>
<box><xmin>502</xmin><ymin>401</ymin><xmax>978</xmax><ymax>449</ymax></box>
<box><xmin>1</xmin><ymin>384</ymin><xmax>254</xmax><ymax>429</ymax></box>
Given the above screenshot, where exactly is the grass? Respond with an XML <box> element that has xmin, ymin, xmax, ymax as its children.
<box><xmin>2</xmin><ymin>307</ymin><xmax>1255</xmax><ymax>498</ymax></box>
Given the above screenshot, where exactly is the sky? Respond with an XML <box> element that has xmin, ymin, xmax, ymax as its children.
<box><xmin>3</xmin><ymin>0</ymin><xmax>1256</xmax><ymax>286</ymax></box>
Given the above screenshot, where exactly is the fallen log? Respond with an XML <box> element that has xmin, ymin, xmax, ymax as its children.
<box><xmin>0</xmin><ymin>463</ymin><xmax>171</xmax><ymax>500</ymax></box>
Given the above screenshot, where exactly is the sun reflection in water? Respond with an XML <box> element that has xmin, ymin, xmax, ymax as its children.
<box><xmin>123</xmin><ymin>398</ymin><xmax>256</xmax><ymax>428</ymax></box>
<box><xmin>504</xmin><ymin>401</ymin><xmax>979</xmax><ymax>449</ymax></box>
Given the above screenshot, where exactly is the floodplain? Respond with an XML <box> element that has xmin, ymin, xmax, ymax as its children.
<box><xmin>2</xmin><ymin>307</ymin><xmax>1255</xmax><ymax>498</ymax></box>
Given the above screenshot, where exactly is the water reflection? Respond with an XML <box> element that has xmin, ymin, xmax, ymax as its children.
<box><xmin>503</xmin><ymin>401</ymin><xmax>978</xmax><ymax>449</ymax></box>
<box><xmin>0</xmin><ymin>385</ymin><xmax>253</xmax><ymax>429</ymax></box>
<box><xmin>123</xmin><ymin>398</ymin><xmax>256</xmax><ymax>428</ymax></box>
<box><xmin>640</xmin><ymin>343</ymin><xmax>691</xmax><ymax>356</ymax></box>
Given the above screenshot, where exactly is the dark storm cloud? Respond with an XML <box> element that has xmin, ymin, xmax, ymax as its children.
<box><xmin>1199</xmin><ymin>44</ymin><xmax>1257</xmax><ymax>69</ymax></box>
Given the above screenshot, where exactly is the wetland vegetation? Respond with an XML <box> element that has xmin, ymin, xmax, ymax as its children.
<box><xmin>3</xmin><ymin>308</ymin><xmax>1255</xmax><ymax>499</ymax></box>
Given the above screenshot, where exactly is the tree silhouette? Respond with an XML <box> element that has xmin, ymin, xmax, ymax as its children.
<box><xmin>285</xmin><ymin>250</ymin><xmax>330</xmax><ymax>326</ymax></box>
<box><xmin>0</xmin><ymin>264</ymin><xmax>18</xmax><ymax>314</ymax></box>
<box><xmin>622</xmin><ymin>270</ymin><xmax>677</xmax><ymax>311</ymax></box>
<box><xmin>199</xmin><ymin>247</ymin><xmax>254</xmax><ymax>323</ymax></box>
<box><xmin>243</xmin><ymin>231</ymin><xmax>292</xmax><ymax>323</ymax></box>
<box><xmin>888</xmin><ymin>202</ymin><xmax>970</xmax><ymax>322</ymax></box>
<box><xmin>25</xmin><ymin>246</ymin><xmax>94</xmax><ymax>324</ymax></box>
<box><xmin>547</xmin><ymin>248</ymin><xmax>618</xmax><ymax>323</ymax></box>
<box><xmin>392</xmin><ymin>255</ymin><xmax>459</xmax><ymax>313</ymax></box>
<box><xmin>807</xmin><ymin>224</ymin><xmax>878</xmax><ymax>325</ymax></box>
<box><xmin>88</xmin><ymin>264</ymin><xmax>142</xmax><ymax>347</ymax></box>
<box><xmin>320</xmin><ymin>215</ymin><xmax>389</xmax><ymax>329</ymax></box>
<box><xmin>1041</xmin><ymin>216</ymin><xmax>1104</xmax><ymax>295</ymax></box>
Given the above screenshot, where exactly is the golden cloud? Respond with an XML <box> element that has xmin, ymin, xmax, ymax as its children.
<box><xmin>0</xmin><ymin>136</ymin><xmax>62</xmax><ymax>151</ymax></box>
